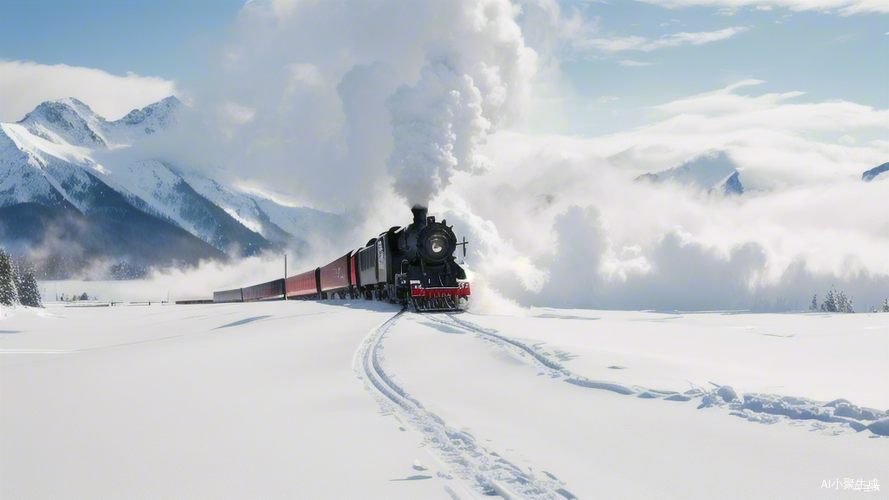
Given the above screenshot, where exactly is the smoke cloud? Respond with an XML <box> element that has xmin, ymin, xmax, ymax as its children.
<box><xmin>386</xmin><ymin>0</ymin><xmax>537</xmax><ymax>207</ymax></box>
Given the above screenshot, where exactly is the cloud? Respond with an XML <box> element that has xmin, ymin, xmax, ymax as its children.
<box><xmin>433</xmin><ymin>78</ymin><xmax>889</xmax><ymax>310</ymax></box>
<box><xmin>617</xmin><ymin>59</ymin><xmax>656</xmax><ymax>66</ymax></box>
<box><xmin>385</xmin><ymin>0</ymin><xmax>538</xmax><ymax>206</ymax></box>
<box><xmin>218</xmin><ymin>101</ymin><xmax>256</xmax><ymax>125</ymax></box>
<box><xmin>635</xmin><ymin>0</ymin><xmax>889</xmax><ymax>16</ymax></box>
<box><xmin>0</xmin><ymin>61</ymin><xmax>180</xmax><ymax>122</ymax></box>
<box><xmin>94</xmin><ymin>0</ymin><xmax>541</xmax><ymax>218</ymax></box>
<box><xmin>754</xmin><ymin>5</ymin><xmax>773</xmax><ymax>10</ymax></box>
<box><xmin>286</xmin><ymin>63</ymin><xmax>324</xmax><ymax>89</ymax></box>
<box><xmin>581</xmin><ymin>27</ymin><xmax>749</xmax><ymax>52</ymax></box>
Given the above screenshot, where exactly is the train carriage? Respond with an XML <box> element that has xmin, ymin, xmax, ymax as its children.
<box><xmin>241</xmin><ymin>278</ymin><xmax>285</xmax><ymax>302</ymax></box>
<box><xmin>213</xmin><ymin>287</ymin><xmax>243</xmax><ymax>303</ymax></box>
<box><xmin>319</xmin><ymin>253</ymin><xmax>351</xmax><ymax>299</ymax></box>
<box><xmin>285</xmin><ymin>268</ymin><xmax>320</xmax><ymax>299</ymax></box>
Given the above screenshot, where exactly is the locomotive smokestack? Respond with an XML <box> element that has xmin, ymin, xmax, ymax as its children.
<box><xmin>411</xmin><ymin>205</ymin><xmax>428</xmax><ymax>226</ymax></box>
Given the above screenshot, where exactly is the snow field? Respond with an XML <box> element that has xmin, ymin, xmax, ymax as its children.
<box><xmin>1</xmin><ymin>302</ymin><xmax>887</xmax><ymax>499</ymax></box>
<box><xmin>461</xmin><ymin>309</ymin><xmax>889</xmax><ymax>409</ymax></box>
<box><xmin>0</xmin><ymin>302</ymin><xmax>453</xmax><ymax>499</ymax></box>
<box><xmin>376</xmin><ymin>311</ymin><xmax>889</xmax><ymax>498</ymax></box>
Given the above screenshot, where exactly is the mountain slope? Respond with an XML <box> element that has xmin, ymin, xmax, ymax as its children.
<box><xmin>103</xmin><ymin>159</ymin><xmax>272</xmax><ymax>254</ymax></box>
<box><xmin>635</xmin><ymin>150</ymin><xmax>744</xmax><ymax>195</ymax></box>
<box><xmin>1</xmin><ymin>99</ymin><xmax>280</xmax><ymax>258</ymax></box>
<box><xmin>862</xmin><ymin>162</ymin><xmax>889</xmax><ymax>182</ymax></box>
<box><xmin>0</xmin><ymin>95</ymin><xmax>341</xmax><ymax>275</ymax></box>
<box><xmin>0</xmin><ymin>202</ymin><xmax>227</xmax><ymax>270</ymax></box>
<box><xmin>182</xmin><ymin>172</ymin><xmax>341</xmax><ymax>245</ymax></box>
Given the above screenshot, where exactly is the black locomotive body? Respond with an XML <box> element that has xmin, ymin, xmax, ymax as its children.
<box><xmin>353</xmin><ymin>206</ymin><xmax>470</xmax><ymax>312</ymax></box>
<box><xmin>212</xmin><ymin>205</ymin><xmax>470</xmax><ymax>312</ymax></box>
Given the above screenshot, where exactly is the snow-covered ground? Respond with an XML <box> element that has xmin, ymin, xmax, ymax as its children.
<box><xmin>1</xmin><ymin>302</ymin><xmax>887</xmax><ymax>499</ymax></box>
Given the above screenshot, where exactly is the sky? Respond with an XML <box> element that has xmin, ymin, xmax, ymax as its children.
<box><xmin>1</xmin><ymin>0</ymin><xmax>886</xmax><ymax>131</ymax></box>
<box><xmin>1</xmin><ymin>0</ymin><xmax>887</xmax><ymax>311</ymax></box>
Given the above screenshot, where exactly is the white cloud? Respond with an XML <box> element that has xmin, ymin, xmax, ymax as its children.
<box><xmin>434</xmin><ymin>78</ymin><xmax>889</xmax><ymax>309</ymax></box>
<box><xmin>0</xmin><ymin>61</ymin><xmax>180</xmax><ymax>122</ymax></box>
<box><xmin>754</xmin><ymin>5</ymin><xmax>773</xmax><ymax>10</ymax></box>
<box><xmin>582</xmin><ymin>26</ymin><xmax>749</xmax><ymax>52</ymax></box>
<box><xmin>838</xmin><ymin>134</ymin><xmax>857</xmax><ymax>145</ymax></box>
<box><xmin>635</xmin><ymin>0</ymin><xmax>889</xmax><ymax>16</ymax></box>
<box><xmin>286</xmin><ymin>63</ymin><xmax>324</xmax><ymax>89</ymax></box>
<box><xmin>219</xmin><ymin>101</ymin><xmax>256</xmax><ymax>125</ymax></box>
<box><xmin>617</xmin><ymin>59</ymin><xmax>656</xmax><ymax>66</ymax></box>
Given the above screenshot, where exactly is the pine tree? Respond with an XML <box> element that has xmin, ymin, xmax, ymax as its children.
<box><xmin>810</xmin><ymin>294</ymin><xmax>817</xmax><ymax>311</ymax></box>
<box><xmin>14</xmin><ymin>258</ymin><xmax>42</xmax><ymax>308</ymax></box>
<box><xmin>0</xmin><ymin>249</ymin><xmax>19</xmax><ymax>306</ymax></box>
<box><xmin>883</xmin><ymin>298</ymin><xmax>889</xmax><ymax>313</ymax></box>
<box><xmin>821</xmin><ymin>286</ymin><xmax>838</xmax><ymax>313</ymax></box>
<box><xmin>836</xmin><ymin>290</ymin><xmax>847</xmax><ymax>313</ymax></box>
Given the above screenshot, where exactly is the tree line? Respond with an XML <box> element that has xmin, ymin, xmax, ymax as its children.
<box><xmin>810</xmin><ymin>285</ymin><xmax>889</xmax><ymax>313</ymax></box>
<box><xmin>0</xmin><ymin>248</ymin><xmax>43</xmax><ymax>308</ymax></box>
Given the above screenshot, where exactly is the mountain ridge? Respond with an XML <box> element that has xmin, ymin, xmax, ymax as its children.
<box><xmin>0</xmin><ymin>96</ymin><xmax>339</xmax><ymax>277</ymax></box>
<box><xmin>634</xmin><ymin>149</ymin><xmax>745</xmax><ymax>196</ymax></box>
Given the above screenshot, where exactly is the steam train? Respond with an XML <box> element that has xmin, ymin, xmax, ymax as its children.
<box><xmin>212</xmin><ymin>206</ymin><xmax>471</xmax><ymax>312</ymax></box>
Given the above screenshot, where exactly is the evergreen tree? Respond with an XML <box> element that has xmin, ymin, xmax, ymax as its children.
<box><xmin>821</xmin><ymin>286</ymin><xmax>837</xmax><ymax>312</ymax></box>
<box><xmin>13</xmin><ymin>258</ymin><xmax>42</xmax><ymax>308</ymax></box>
<box><xmin>809</xmin><ymin>294</ymin><xmax>817</xmax><ymax>311</ymax></box>
<box><xmin>0</xmin><ymin>249</ymin><xmax>19</xmax><ymax>306</ymax></box>
<box><xmin>883</xmin><ymin>299</ymin><xmax>889</xmax><ymax>313</ymax></box>
<box><xmin>836</xmin><ymin>290</ymin><xmax>847</xmax><ymax>313</ymax></box>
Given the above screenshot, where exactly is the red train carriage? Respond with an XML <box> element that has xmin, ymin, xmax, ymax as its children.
<box><xmin>319</xmin><ymin>252</ymin><xmax>352</xmax><ymax>299</ymax></box>
<box><xmin>285</xmin><ymin>269</ymin><xmax>320</xmax><ymax>299</ymax></box>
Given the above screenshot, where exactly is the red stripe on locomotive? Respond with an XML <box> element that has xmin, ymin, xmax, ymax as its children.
<box><xmin>410</xmin><ymin>283</ymin><xmax>471</xmax><ymax>298</ymax></box>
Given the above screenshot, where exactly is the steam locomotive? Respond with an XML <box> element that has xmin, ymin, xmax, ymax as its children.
<box><xmin>213</xmin><ymin>206</ymin><xmax>471</xmax><ymax>312</ymax></box>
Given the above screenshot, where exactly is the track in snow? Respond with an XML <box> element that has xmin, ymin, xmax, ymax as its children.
<box><xmin>353</xmin><ymin>311</ymin><xmax>574</xmax><ymax>500</ymax></box>
<box><xmin>430</xmin><ymin>314</ymin><xmax>889</xmax><ymax>437</ymax></box>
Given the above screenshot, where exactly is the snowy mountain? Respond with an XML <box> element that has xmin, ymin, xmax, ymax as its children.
<box><xmin>635</xmin><ymin>149</ymin><xmax>744</xmax><ymax>195</ymax></box>
<box><xmin>102</xmin><ymin>159</ymin><xmax>272</xmax><ymax>255</ymax></box>
<box><xmin>16</xmin><ymin>96</ymin><xmax>181</xmax><ymax>149</ymax></box>
<box><xmin>181</xmin><ymin>172</ymin><xmax>342</xmax><ymax>245</ymax></box>
<box><xmin>862</xmin><ymin>162</ymin><xmax>889</xmax><ymax>182</ymax></box>
<box><xmin>0</xmin><ymin>96</ymin><xmax>340</xmax><ymax>276</ymax></box>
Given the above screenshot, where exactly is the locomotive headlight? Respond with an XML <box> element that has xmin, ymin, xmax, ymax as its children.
<box><xmin>424</xmin><ymin>231</ymin><xmax>450</xmax><ymax>262</ymax></box>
